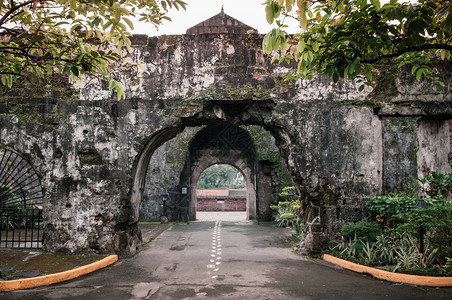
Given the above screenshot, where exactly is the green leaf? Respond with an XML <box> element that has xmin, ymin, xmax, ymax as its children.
<box><xmin>109</xmin><ymin>79</ymin><xmax>116</xmax><ymax>91</ymax></box>
<box><xmin>92</xmin><ymin>17</ymin><xmax>102</xmax><ymax>26</ymax></box>
<box><xmin>262</xmin><ymin>33</ymin><xmax>272</xmax><ymax>54</ymax></box>
<box><xmin>297</xmin><ymin>40</ymin><xmax>305</xmax><ymax>53</ymax></box>
<box><xmin>344</xmin><ymin>65</ymin><xmax>349</xmax><ymax>79</ymax></box>
<box><xmin>30</xmin><ymin>35</ymin><xmax>45</xmax><ymax>43</ymax></box>
<box><xmin>333</xmin><ymin>71</ymin><xmax>339</xmax><ymax>83</ymax></box>
<box><xmin>370</xmin><ymin>0</ymin><xmax>381</xmax><ymax>10</ymax></box>
<box><xmin>123</xmin><ymin>18</ymin><xmax>134</xmax><ymax>30</ymax></box>
<box><xmin>7</xmin><ymin>74</ymin><xmax>13</xmax><ymax>88</ymax></box>
<box><xmin>265</xmin><ymin>4</ymin><xmax>276</xmax><ymax>24</ymax></box>
<box><xmin>359</xmin><ymin>84</ymin><xmax>365</xmax><ymax>92</ymax></box>
<box><xmin>434</xmin><ymin>82</ymin><xmax>445</xmax><ymax>91</ymax></box>
<box><xmin>71</xmin><ymin>66</ymin><xmax>79</xmax><ymax>77</ymax></box>
<box><xmin>117</xmin><ymin>39</ymin><xmax>124</xmax><ymax>51</ymax></box>
<box><xmin>416</xmin><ymin>68</ymin><xmax>423</xmax><ymax>80</ymax></box>
<box><xmin>365</xmin><ymin>70</ymin><xmax>373</xmax><ymax>82</ymax></box>
<box><xmin>299</xmin><ymin>11</ymin><xmax>308</xmax><ymax>30</ymax></box>
<box><xmin>312</xmin><ymin>42</ymin><xmax>319</xmax><ymax>52</ymax></box>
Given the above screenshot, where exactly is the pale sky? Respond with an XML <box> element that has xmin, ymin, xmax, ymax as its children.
<box><xmin>132</xmin><ymin>0</ymin><xmax>300</xmax><ymax>36</ymax></box>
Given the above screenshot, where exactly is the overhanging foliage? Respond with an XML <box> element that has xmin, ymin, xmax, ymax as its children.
<box><xmin>0</xmin><ymin>0</ymin><xmax>186</xmax><ymax>99</ymax></box>
<box><xmin>263</xmin><ymin>0</ymin><xmax>451</xmax><ymax>90</ymax></box>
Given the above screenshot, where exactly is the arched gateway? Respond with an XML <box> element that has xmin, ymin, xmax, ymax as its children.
<box><xmin>0</xmin><ymin>9</ymin><xmax>450</xmax><ymax>257</ymax></box>
<box><xmin>182</xmin><ymin>124</ymin><xmax>260</xmax><ymax>221</ymax></box>
<box><xmin>132</xmin><ymin>100</ymin><xmax>280</xmax><ymax>228</ymax></box>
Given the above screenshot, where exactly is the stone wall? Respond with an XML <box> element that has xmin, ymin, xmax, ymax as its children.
<box><xmin>0</xmin><ymin>29</ymin><xmax>451</xmax><ymax>256</ymax></box>
<box><xmin>382</xmin><ymin>117</ymin><xmax>418</xmax><ymax>191</ymax></box>
<box><xmin>417</xmin><ymin>119</ymin><xmax>452</xmax><ymax>176</ymax></box>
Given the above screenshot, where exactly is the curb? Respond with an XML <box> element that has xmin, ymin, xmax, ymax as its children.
<box><xmin>0</xmin><ymin>254</ymin><xmax>118</xmax><ymax>292</ymax></box>
<box><xmin>323</xmin><ymin>254</ymin><xmax>452</xmax><ymax>287</ymax></box>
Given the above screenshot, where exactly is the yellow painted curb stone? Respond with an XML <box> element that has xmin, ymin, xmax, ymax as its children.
<box><xmin>0</xmin><ymin>254</ymin><xmax>118</xmax><ymax>292</ymax></box>
<box><xmin>323</xmin><ymin>254</ymin><xmax>452</xmax><ymax>287</ymax></box>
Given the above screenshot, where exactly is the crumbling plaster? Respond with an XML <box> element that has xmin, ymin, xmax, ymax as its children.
<box><xmin>0</xmin><ymin>31</ymin><xmax>450</xmax><ymax>256</ymax></box>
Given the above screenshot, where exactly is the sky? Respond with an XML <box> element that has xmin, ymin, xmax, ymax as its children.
<box><xmin>132</xmin><ymin>0</ymin><xmax>300</xmax><ymax>36</ymax></box>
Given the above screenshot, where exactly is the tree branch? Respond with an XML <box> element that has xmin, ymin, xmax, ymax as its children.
<box><xmin>0</xmin><ymin>0</ymin><xmax>36</xmax><ymax>26</ymax></box>
<box><xmin>361</xmin><ymin>44</ymin><xmax>452</xmax><ymax>64</ymax></box>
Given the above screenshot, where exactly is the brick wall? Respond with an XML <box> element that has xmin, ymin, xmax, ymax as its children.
<box><xmin>197</xmin><ymin>197</ymin><xmax>246</xmax><ymax>211</ymax></box>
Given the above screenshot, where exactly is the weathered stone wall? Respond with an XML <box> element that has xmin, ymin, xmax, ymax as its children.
<box><xmin>0</xmin><ymin>97</ymin><xmax>178</xmax><ymax>256</ymax></box>
<box><xmin>0</xmin><ymin>30</ymin><xmax>450</xmax><ymax>256</ymax></box>
<box><xmin>270</xmin><ymin>102</ymin><xmax>384</xmax><ymax>251</ymax></box>
<box><xmin>417</xmin><ymin>119</ymin><xmax>452</xmax><ymax>176</ymax></box>
<box><xmin>382</xmin><ymin>117</ymin><xmax>418</xmax><ymax>191</ymax></box>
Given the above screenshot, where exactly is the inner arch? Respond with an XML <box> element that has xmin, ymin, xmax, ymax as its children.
<box><xmin>195</xmin><ymin>164</ymin><xmax>247</xmax><ymax>219</ymax></box>
<box><xmin>182</xmin><ymin>124</ymin><xmax>259</xmax><ymax>221</ymax></box>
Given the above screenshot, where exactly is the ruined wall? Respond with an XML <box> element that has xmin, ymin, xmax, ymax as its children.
<box><xmin>0</xmin><ymin>31</ymin><xmax>451</xmax><ymax>256</ymax></box>
<box><xmin>269</xmin><ymin>102</ymin><xmax>384</xmax><ymax>251</ymax></box>
<box><xmin>382</xmin><ymin>117</ymin><xmax>418</xmax><ymax>191</ymax></box>
<box><xmin>0</xmin><ymin>96</ymin><xmax>178</xmax><ymax>256</ymax></box>
<box><xmin>417</xmin><ymin>119</ymin><xmax>452</xmax><ymax>176</ymax></box>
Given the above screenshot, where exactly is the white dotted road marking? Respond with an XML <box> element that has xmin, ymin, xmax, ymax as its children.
<box><xmin>208</xmin><ymin>220</ymin><xmax>223</xmax><ymax>279</ymax></box>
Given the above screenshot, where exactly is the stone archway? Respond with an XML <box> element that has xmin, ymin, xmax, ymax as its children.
<box><xmin>129</xmin><ymin>100</ymin><xmax>282</xmax><ymax>254</ymax></box>
<box><xmin>130</xmin><ymin>126</ymin><xmax>184</xmax><ymax>224</ymax></box>
<box><xmin>180</xmin><ymin>124</ymin><xmax>262</xmax><ymax>221</ymax></box>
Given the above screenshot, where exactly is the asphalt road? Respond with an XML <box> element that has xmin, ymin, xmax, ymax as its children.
<box><xmin>2</xmin><ymin>220</ymin><xmax>452</xmax><ymax>299</ymax></box>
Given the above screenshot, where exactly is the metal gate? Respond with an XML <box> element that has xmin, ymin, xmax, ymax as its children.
<box><xmin>0</xmin><ymin>147</ymin><xmax>43</xmax><ymax>248</ymax></box>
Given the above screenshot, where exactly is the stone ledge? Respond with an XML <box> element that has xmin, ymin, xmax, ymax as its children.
<box><xmin>0</xmin><ymin>255</ymin><xmax>118</xmax><ymax>292</ymax></box>
<box><xmin>323</xmin><ymin>254</ymin><xmax>452</xmax><ymax>287</ymax></box>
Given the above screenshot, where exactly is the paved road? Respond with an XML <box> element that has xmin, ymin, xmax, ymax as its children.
<box><xmin>195</xmin><ymin>211</ymin><xmax>246</xmax><ymax>222</ymax></box>
<box><xmin>2</xmin><ymin>220</ymin><xmax>452</xmax><ymax>299</ymax></box>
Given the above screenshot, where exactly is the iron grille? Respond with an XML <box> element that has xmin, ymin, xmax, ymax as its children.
<box><xmin>0</xmin><ymin>147</ymin><xmax>43</xmax><ymax>248</ymax></box>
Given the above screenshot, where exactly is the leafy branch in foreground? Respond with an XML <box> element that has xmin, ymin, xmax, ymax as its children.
<box><xmin>263</xmin><ymin>0</ymin><xmax>452</xmax><ymax>90</ymax></box>
<box><xmin>0</xmin><ymin>0</ymin><xmax>186</xmax><ymax>99</ymax></box>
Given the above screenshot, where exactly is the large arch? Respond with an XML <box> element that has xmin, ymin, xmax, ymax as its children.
<box><xmin>130</xmin><ymin>126</ymin><xmax>184</xmax><ymax>223</ymax></box>
<box><xmin>129</xmin><ymin>100</ymin><xmax>282</xmax><ymax>254</ymax></box>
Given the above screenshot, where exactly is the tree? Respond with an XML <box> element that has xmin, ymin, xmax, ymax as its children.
<box><xmin>0</xmin><ymin>0</ymin><xmax>186</xmax><ymax>99</ymax></box>
<box><xmin>197</xmin><ymin>164</ymin><xmax>244</xmax><ymax>189</ymax></box>
<box><xmin>263</xmin><ymin>0</ymin><xmax>452</xmax><ymax>90</ymax></box>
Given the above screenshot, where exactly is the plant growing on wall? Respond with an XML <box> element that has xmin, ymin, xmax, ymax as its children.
<box><xmin>418</xmin><ymin>170</ymin><xmax>452</xmax><ymax>198</ymax></box>
<box><xmin>242</xmin><ymin>125</ymin><xmax>293</xmax><ymax>187</ymax></box>
<box><xmin>263</xmin><ymin>0</ymin><xmax>451</xmax><ymax>89</ymax></box>
<box><xmin>271</xmin><ymin>186</ymin><xmax>303</xmax><ymax>235</ymax></box>
<box><xmin>0</xmin><ymin>0</ymin><xmax>186</xmax><ymax>99</ymax></box>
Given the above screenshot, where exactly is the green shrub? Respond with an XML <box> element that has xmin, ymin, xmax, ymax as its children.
<box><xmin>272</xmin><ymin>186</ymin><xmax>303</xmax><ymax>234</ymax></box>
<box><xmin>330</xmin><ymin>172</ymin><xmax>452</xmax><ymax>273</ymax></box>
<box><xmin>277</xmin><ymin>186</ymin><xmax>299</xmax><ymax>202</ymax></box>
<box><xmin>444</xmin><ymin>257</ymin><xmax>452</xmax><ymax>272</ymax></box>
<box><xmin>341</xmin><ymin>220</ymin><xmax>380</xmax><ymax>242</ymax></box>
<box><xmin>418</xmin><ymin>170</ymin><xmax>452</xmax><ymax>198</ymax></box>
<box><xmin>366</xmin><ymin>193</ymin><xmax>417</xmax><ymax>225</ymax></box>
<box><xmin>404</xmin><ymin>199</ymin><xmax>452</xmax><ymax>264</ymax></box>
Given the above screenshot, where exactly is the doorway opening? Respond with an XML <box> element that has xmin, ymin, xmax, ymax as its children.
<box><xmin>196</xmin><ymin>164</ymin><xmax>247</xmax><ymax>222</ymax></box>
